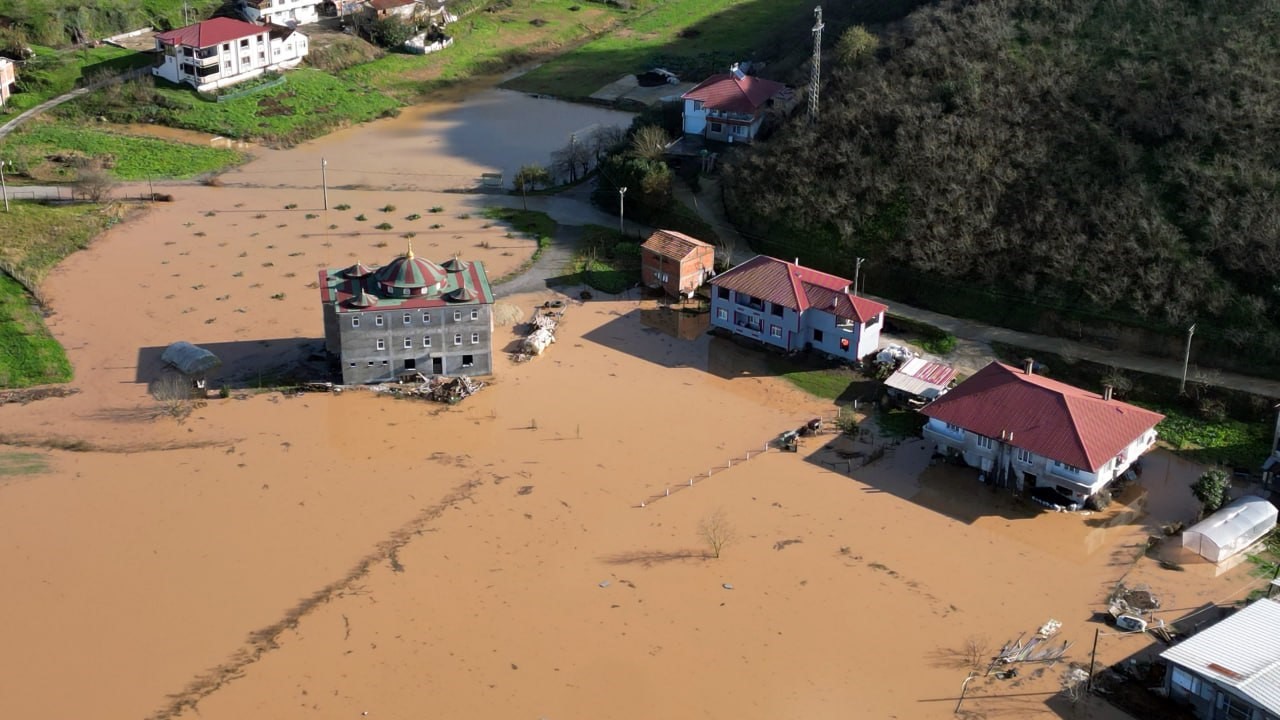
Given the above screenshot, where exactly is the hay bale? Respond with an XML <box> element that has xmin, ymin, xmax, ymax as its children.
<box><xmin>492</xmin><ymin>302</ymin><xmax>524</xmax><ymax>327</ymax></box>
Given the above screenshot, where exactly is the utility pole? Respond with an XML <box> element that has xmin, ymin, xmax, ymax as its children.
<box><xmin>0</xmin><ymin>160</ymin><xmax>8</xmax><ymax>212</ymax></box>
<box><xmin>618</xmin><ymin>186</ymin><xmax>627</xmax><ymax>236</ymax></box>
<box><xmin>1086</xmin><ymin>627</ymin><xmax>1100</xmax><ymax>692</ymax></box>
<box><xmin>852</xmin><ymin>257</ymin><xmax>865</xmax><ymax>296</ymax></box>
<box><xmin>1180</xmin><ymin>323</ymin><xmax>1197</xmax><ymax>395</ymax></box>
<box><xmin>808</xmin><ymin>6</ymin><xmax>824</xmax><ymax>124</ymax></box>
<box><xmin>321</xmin><ymin>158</ymin><xmax>328</xmax><ymax>211</ymax></box>
<box><xmin>147</xmin><ymin>174</ymin><xmax>154</xmax><ymax>201</ymax></box>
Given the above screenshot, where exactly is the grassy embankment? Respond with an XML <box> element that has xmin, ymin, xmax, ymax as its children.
<box><xmin>481</xmin><ymin>207</ymin><xmax>554</xmax><ymax>285</ymax></box>
<box><xmin>570</xmin><ymin>225</ymin><xmax>639</xmax><ymax>294</ymax></box>
<box><xmin>0</xmin><ymin>44</ymin><xmax>152</xmax><ymax>115</ymax></box>
<box><xmin>1</xmin><ymin>121</ymin><xmax>245</xmax><ymax>180</ymax></box>
<box><xmin>505</xmin><ymin>0</ymin><xmax>813</xmax><ymax>98</ymax></box>
<box><xmin>0</xmin><ymin>201</ymin><xmax>118</xmax><ymax>387</ymax></box>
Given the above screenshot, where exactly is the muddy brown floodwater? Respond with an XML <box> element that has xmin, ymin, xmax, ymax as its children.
<box><xmin>0</xmin><ymin>89</ymin><xmax>1267</xmax><ymax>720</ymax></box>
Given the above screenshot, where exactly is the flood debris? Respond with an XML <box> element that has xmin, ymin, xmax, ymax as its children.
<box><xmin>372</xmin><ymin>375</ymin><xmax>485</xmax><ymax>404</ymax></box>
<box><xmin>512</xmin><ymin>302</ymin><xmax>566</xmax><ymax>363</ymax></box>
<box><xmin>992</xmin><ymin>618</ymin><xmax>1072</xmax><ymax>669</ymax></box>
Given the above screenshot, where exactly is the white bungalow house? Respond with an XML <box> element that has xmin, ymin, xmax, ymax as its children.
<box><xmin>921</xmin><ymin>361</ymin><xmax>1164</xmax><ymax>507</ymax></box>
<box><xmin>0</xmin><ymin>57</ymin><xmax>16</xmax><ymax>108</ymax></box>
<box><xmin>153</xmin><ymin>17</ymin><xmax>309</xmax><ymax>93</ymax></box>
<box><xmin>242</xmin><ymin>0</ymin><xmax>323</xmax><ymax>26</ymax></box>
<box><xmin>709</xmin><ymin>255</ymin><xmax>887</xmax><ymax>361</ymax></box>
<box><xmin>680</xmin><ymin>64</ymin><xmax>791</xmax><ymax>144</ymax></box>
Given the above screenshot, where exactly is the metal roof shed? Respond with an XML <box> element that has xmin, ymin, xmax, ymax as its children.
<box><xmin>161</xmin><ymin>341</ymin><xmax>222</xmax><ymax>377</ymax></box>
<box><xmin>884</xmin><ymin>357</ymin><xmax>956</xmax><ymax>401</ymax></box>
<box><xmin>1182</xmin><ymin>495</ymin><xmax>1278</xmax><ymax>563</ymax></box>
<box><xmin>1160</xmin><ymin>598</ymin><xmax>1280</xmax><ymax>717</ymax></box>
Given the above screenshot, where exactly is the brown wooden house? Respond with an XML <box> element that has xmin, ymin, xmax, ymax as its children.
<box><xmin>640</xmin><ymin>229</ymin><xmax>715</xmax><ymax>298</ymax></box>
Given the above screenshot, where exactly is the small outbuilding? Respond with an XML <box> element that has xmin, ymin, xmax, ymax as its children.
<box><xmin>640</xmin><ymin>229</ymin><xmax>715</xmax><ymax>298</ymax></box>
<box><xmin>884</xmin><ymin>357</ymin><xmax>956</xmax><ymax>405</ymax></box>
<box><xmin>1182</xmin><ymin>495</ymin><xmax>1279</xmax><ymax>563</ymax></box>
<box><xmin>161</xmin><ymin>341</ymin><xmax>222</xmax><ymax>390</ymax></box>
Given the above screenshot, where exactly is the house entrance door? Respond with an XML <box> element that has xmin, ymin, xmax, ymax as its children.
<box><xmin>432</xmin><ymin>357</ymin><xmax>444</xmax><ymax>375</ymax></box>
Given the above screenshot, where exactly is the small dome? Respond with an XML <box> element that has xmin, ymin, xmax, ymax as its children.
<box><xmin>343</xmin><ymin>262</ymin><xmax>374</xmax><ymax>278</ymax></box>
<box><xmin>445</xmin><ymin>286</ymin><xmax>479</xmax><ymax>302</ymax></box>
<box><xmin>442</xmin><ymin>256</ymin><xmax>470</xmax><ymax>273</ymax></box>
<box><xmin>377</xmin><ymin>241</ymin><xmax>446</xmax><ymax>294</ymax></box>
<box><xmin>347</xmin><ymin>285</ymin><xmax>379</xmax><ymax>308</ymax></box>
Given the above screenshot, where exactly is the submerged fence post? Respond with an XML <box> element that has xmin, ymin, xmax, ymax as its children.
<box><xmin>665</xmin><ymin>488</ymin><xmax>670</xmax><ymax>496</ymax></box>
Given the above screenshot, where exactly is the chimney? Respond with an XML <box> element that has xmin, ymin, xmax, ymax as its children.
<box><xmin>794</xmin><ymin>257</ymin><xmax>800</xmax><ymax>266</ymax></box>
<box><xmin>1103</xmin><ymin>385</ymin><xmax>1113</xmax><ymax>402</ymax></box>
<box><xmin>1023</xmin><ymin>358</ymin><xmax>1035</xmax><ymax>375</ymax></box>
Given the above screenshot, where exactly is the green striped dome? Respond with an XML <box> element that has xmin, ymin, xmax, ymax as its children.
<box><xmin>377</xmin><ymin>242</ymin><xmax>446</xmax><ymax>293</ymax></box>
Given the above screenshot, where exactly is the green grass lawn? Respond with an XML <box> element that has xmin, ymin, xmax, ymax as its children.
<box><xmin>147</xmin><ymin>69</ymin><xmax>401</xmax><ymax>145</ymax></box>
<box><xmin>764</xmin><ymin>356</ymin><xmax>874</xmax><ymax>401</ymax></box>
<box><xmin>505</xmin><ymin>0</ymin><xmax>812</xmax><ymax>98</ymax></box>
<box><xmin>571</xmin><ymin>224</ymin><xmax>637</xmax><ymax>293</ymax></box>
<box><xmin>483</xmin><ymin>206</ymin><xmax>556</xmax><ymax>239</ymax></box>
<box><xmin>341</xmin><ymin>0</ymin><xmax>624</xmax><ymax>103</ymax></box>
<box><xmin>0</xmin><ymin>273</ymin><xmax>73</xmax><ymax>386</ymax></box>
<box><xmin>0</xmin><ymin>121</ymin><xmax>246</xmax><ymax>180</ymax></box>
<box><xmin>0</xmin><ymin>201</ymin><xmax>117</xmax><ymax>387</ymax></box>
<box><xmin>0</xmin><ymin>45</ymin><xmax>151</xmax><ymax>116</ymax></box>
<box><xmin>0</xmin><ymin>451</ymin><xmax>51</xmax><ymax>476</ymax></box>
<box><xmin>1149</xmin><ymin>406</ymin><xmax>1273</xmax><ymax>469</ymax></box>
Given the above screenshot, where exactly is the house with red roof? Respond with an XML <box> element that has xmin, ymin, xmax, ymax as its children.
<box><xmin>921</xmin><ymin>361</ymin><xmax>1164</xmax><ymax>507</ymax></box>
<box><xmin>152</xmin><ymin>17</ymin><xmax>308</xmax><ymax>92</ymax></box>
<box><xmin>680</xmin><ymin>64</ymin><xmax>791</xmax><ymax>144</ymax></box>
<box><xmin>319</xmin><ymin>242</ymin><xmax>494</xmax><ymax>384</ymax></box>
<box><xmin>640</xmin><ymin>229</ymin><xmax>715</xmax><ymax>298</ymax></box>
<box><xmin>709</xmin><ymin>255</ymin><xmax>887</xmax><ymax>360</ymax></box>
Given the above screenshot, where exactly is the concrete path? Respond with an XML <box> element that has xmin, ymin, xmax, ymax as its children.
<box><xmin>0</xmin><ymin>87</ymin><xmax>91</xmax><ymax>142</ymax></box>
<box><xmin>493</xmin><ymin>224</ymin><xmax>581</xmax><ymax>298</ymax></box>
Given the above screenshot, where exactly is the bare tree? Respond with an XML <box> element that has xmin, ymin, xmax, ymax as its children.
<box><xmin>963</xmin><ymin>635</ymin><xmax>990</xmax><ymax>671</ymax></box>
<box><xmin>699</xmin><ymin>508</ymin><xmax>736</xmax><ymax>559</ymax></box>
<box><xmin>588</xmin><ymin>124</ymin><xmax>627</xmax><ymax>162</ymax></box>
<box><xmin>150</xmin><ymin>373</ymin><xmax>196</xmax><ymax>423</ymax></box>
<box><xmin>551</xmin><ymin>136</ymin><xmax>592</xmax><ymax>183</ymax></box>
<box><xmin>75</xmin><ymin>163</ymin><xmax>117</xmax><ymax>203</ymax></box>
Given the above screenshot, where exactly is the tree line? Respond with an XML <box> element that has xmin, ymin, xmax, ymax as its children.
<box><xmin>724</xmin><ymin>0</ymin><xmax>1280</xmax><ymax>375</ymax></box>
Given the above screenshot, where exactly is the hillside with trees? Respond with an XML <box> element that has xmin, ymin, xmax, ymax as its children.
<box><xmin>724</xmin><ymin>0</ymin><xmax>1280</xmax><ymax>376</ymax></box>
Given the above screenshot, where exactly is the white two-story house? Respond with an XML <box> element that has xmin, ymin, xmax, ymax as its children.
<box><xmin>709</xmin><ymin>255</ymin><xmax>887</xmax><ymax>361</ymax></box>
<box><xmin>921</xmin><ymin>361</ymin><xmax>1164</xmax><ymax>507</ymax></box>
<box><xmin>242</xmin><ymin>0</ymin><xmax>323</xmax><ymax>26</ymax></box>
<box><xmin>680</xmin><ymin>64</ymin><xmax>790</xmax><ymax>144</ymax></box>
<box><xmin>153</xmin><ymin>17</ymin><xmax>309</xmax><ymax>93</ymax></box>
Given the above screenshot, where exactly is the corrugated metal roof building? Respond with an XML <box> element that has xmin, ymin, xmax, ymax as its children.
<box><xmin>1160</xmin><ymin>598</ymin><xmax>1280</xmax><ymax>719</ymax></box>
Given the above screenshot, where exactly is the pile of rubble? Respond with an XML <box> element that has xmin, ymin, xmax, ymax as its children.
<box><xmin>373</xmin><ymin>375</ymin><xmax>485</xmax><ymax>404</ymax></box>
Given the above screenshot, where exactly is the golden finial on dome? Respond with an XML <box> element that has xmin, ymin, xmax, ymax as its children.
<box><xmin>406</xmin><ymin>239</ymin><xmax>415</xmax><ymax>259</ymax></box>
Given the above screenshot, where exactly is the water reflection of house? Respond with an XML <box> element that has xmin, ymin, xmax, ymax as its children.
<box><xmin>640</xmin><ymin>229</ymin><xmax>714</xmax><ymax>298</ymax></box>
<box><xmin>1160</xmin><ymin>597</ymin><xmax>1280</xmax><ymax>720</ymax></box>
<box><xmin>0</xmin><ymin>57</ymin><xmax>15</xmax><ymax>108</ymax></box>
<box><xmin>639</xmin><ymin>305</ymin><xmax>710</xmax><ymax>341</ymax></box>
<box><xmin>318</xmin><ymin>243</ymin><xmax>493</xmax><ymax>384</ymax></box>
<box><xmin>920</xmin><ymin>360</ymin><xmax>1163</xmax><ymax>508</ymax></box>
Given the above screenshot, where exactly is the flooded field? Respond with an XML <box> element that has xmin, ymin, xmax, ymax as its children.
<box><xmin>217</xmin><ymin>89</ymin><xmax>637</xmax><ymax>192</ymax></box>
<box><xmin>0</xmin><ymin>85</ymin><xmax>1270</xmax><ymax>720</ymax></box>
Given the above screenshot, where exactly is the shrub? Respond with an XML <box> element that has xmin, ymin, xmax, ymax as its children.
<box><xmin>284</xmin><ymin>203</ymin><xmax>297</xmax><ymax>209</ymax></box>
<box><xmin>381</xmin><ymin>204</ymin><xmax>396</xmax><ymax>213</ymax></box>
<box><xmin>1191</xmin><ymin>469</ymin><xmax>1230</xmax><ymax>517</ymax></box>
<box><xmin>355</xmin><ymin>214</ymin><xmax>367</xmax><ymax>221</ymax></box>
<box><xmin>335</xmin><ymin>203</ymin><xmax>351</xmax><ymax>211</ymax></box>
<box><xmin>375</xmin><ymin>222</ymin><xmax>393</xmax><ymax>231</ymax></box>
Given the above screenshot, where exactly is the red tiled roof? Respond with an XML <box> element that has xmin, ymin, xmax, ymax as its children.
<box><xmin>711</xmin><ymin>255</ymin><xmax>887</xmax><ymax>323</ymax></box>
<box><xmin>155</xmin><ymin>17</ymin><xmax>265</xmax><ymax>48</ymax></box>
<box><xmin>641</xmin><ymin>229</ymin><xmax>713</xmax><ymax>261</ymax></box>
<box><xmin>681</xmin><ymin>72</ymin><xmax>787</xmax><ymax>115</ymax></box>
<box><xmin>920</xmin><ymin>362</ymin><xmax>1165</xmax><ymax>472</ymax></box>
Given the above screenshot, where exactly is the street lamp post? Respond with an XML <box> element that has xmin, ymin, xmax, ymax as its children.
<box><xmin>618</xmin><ymin>186</ymin><xmax>628</xmax><ymax>236</ymax></box>
<box><xmin>0</xmin><ymin>160</ymin><xmax>9</xmax><ymax>212</ymax></box>
<box><xmin>852</xmin><ymin>257</ymin><xmax>865</xmax><ymax>296</ymax></box>
<box><xmin>1180</xmin><ymin>323</ymin><xmax>1197</xmax><ymax>395</ymax></box>
<box><xmin>321</xmin><ymin>158</ymin><xmax>329</xmax><ymax>211</ymax></box>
